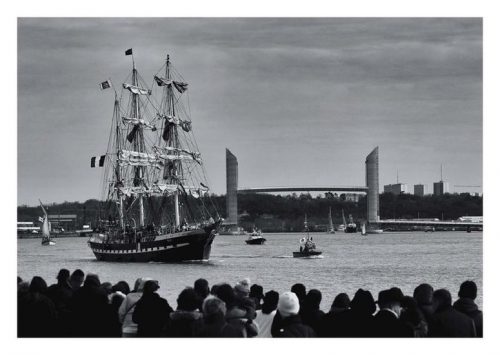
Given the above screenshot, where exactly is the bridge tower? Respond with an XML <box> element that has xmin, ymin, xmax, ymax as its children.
<box><xmin>225</xmin><ymin>148</ymin><xmax>238</xmax><ymax>226</ymax></box>
<box><xmin>365</xmin><ymin>146</ymin><xmax>380</xmax><ymax>223</ymax></box>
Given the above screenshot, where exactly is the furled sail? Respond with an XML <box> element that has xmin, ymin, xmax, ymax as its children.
<box><xmin>122</xmin><ymin>83</ymin><xmax>152</xmax><ymax>95</ymax></box>
<box><xmin>158</xmin><ymin>114</ymin><xmax>192</xmax><ymax>132</ymax></box>
<box><xmin>119</xmin><ymin>149</ymin><xmax>201</xmax><ymax>167</ymax></box>
<box><xmin>118</xmin><ymin>183</ymin><xmax>207</xmax><ymax>197</ymax></box>
<box><xmin>154</xmin><ymin>75</ymin><xmax>188</xmax><ymax>93</ymax></box>
<box><xmin>122</xmin><ymin>117</ymin><xmax>157</xmax><ymax>130</ymax></box>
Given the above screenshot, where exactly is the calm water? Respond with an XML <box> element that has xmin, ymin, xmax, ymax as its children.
<box><xmin>17</xmin><ymin>231</ymin><xmax>483</xmax><ymax>310</ymax></box>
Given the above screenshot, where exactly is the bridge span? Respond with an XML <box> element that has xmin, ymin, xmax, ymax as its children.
<box><xmin>238</xmin><ymin>186</ymin><xmax>368</xmax><ymax>194</ymax></box>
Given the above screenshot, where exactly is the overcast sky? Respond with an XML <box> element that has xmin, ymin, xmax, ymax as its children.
<box><xmin>17</xmin><ymin>18</ymin><xmax>482</xmax><ymax>205</ymax></box>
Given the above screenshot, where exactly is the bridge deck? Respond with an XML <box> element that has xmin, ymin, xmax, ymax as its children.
<box><xmin>238</xmin><ymin>186</ymin><xmax>369</xmax><ymax>193</ymax></box>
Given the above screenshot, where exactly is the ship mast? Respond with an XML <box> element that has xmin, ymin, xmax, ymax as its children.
<box><xmin>131</xmin><ymin>59</ymin><xmax>145</xmax><ymax>227</ymax></box>
<box><xmin>165</xmin><ymin>55</ymin><xmax>181</xmax><ymax>227</ymax></box>
<box><xmin>113</xmin><ymin>94</ymin><xmax>125</xmax><ymax>230</ymax></box>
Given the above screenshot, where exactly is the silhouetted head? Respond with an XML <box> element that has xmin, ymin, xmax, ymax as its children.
<box><xmin>202</xmin><ymin>295</ymin><xmax>226</xmax><ymax>321</ymax></box>
<box><xmin>56</xmin><ymin>269</ymin><xmax>70</xmax><ymax>283</ymax></box>
<box><xmin>350</xmin><ymin>289</ymin><xmax>376</xmax><ymax>315</ymax></box>
<box><xmin>70</xmin><ymin>269</ymin><xmax>85</xmax><ymax>289</ymax></box>
<box><xmin>331</xmin><ymin>293</ymin><xmax>350</xmax><ymax>312</ymax></box>
<box><xmin>261</xmin><ymin>290</ymin><xmax>279</xmax><ymax>314</ymax></box>
<box><xmin>433</xmin><ymin>289</ymin><xmax>452</xmax><ymax>312</ymax></box>
<box><xmin>177</xmin><ymin>287</ymin><xmax>200</xmax><ymax>311</ymax></box>
<box><xmin>29</xmin><ymin>276</ymin><xmax>47</xmax><ymax>294</ymax></box>
<box><xmin>84</xmin><ymin>274</ymin><xmax>101</xmax><ymax>288</ymax></box>
<box><xmin>305</xmin><ymin>289</ymin><xmax>322</xmax><ymax>309</ymax></box>
<box><xmin>210</xmin><ymin>283</ymin><xmax>221</xmax><ymax>295</ymax></box>
<box><xmin>413</xmin><ymin>283</ymin><xmax>434</xmax><ymax>306</ymax></box>
<box><xmin>215</xmin><ymin>283</ymin><xmax>235</xmax><ymax>307</ymax></box>
<box><xmin>250</xmin><ymin>284</ymin><xmax>264</xmax><ymax>300</ymax></box>
<box><xmin>17</xmin><ymin>276</ymin><xmax>23</xmax><ymax>284</ymax></box>
<box><xmin>100</xmin><ymin>282</ymin><xmax>113</xmax><ymax>295</ymax></box>
<box><xmin>112</xmin><ymin>281</ymin><xmax>131</xmax><ymax>295</ymax></box>
<box><xmin>194</xmin><ymin>278</ymin><xmax>210</xmax><ymax>299</ymax></box>
<box><xmin>142</xmin><ymin>280</ymin><xmax>160</xmax><ymax>294</ymax></box>
<box><xmin>458</xmin><ymin>280</ymin><xmax>477</xmax><ymax>300</ymax></box>
<box><xmin>291</xmin><ymin>283</ymin><xmax>307</xmax><ymax>302</ymax></box>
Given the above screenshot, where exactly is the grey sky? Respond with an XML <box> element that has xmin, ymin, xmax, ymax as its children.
<box><xmin>18</xmin><ymin>18</ymin><xmax>482</xmax><ymax>205</ymax></box>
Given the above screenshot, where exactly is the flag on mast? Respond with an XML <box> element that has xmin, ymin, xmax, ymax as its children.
<box><xmin>99</xmin><ymin>80</ymin><xmax>111</xmax><ymax>90</ymax></box>
<box><xmin>125</xmin><ymin>48</ymin><xmax>133</xmax><ymax>56</ymax></box>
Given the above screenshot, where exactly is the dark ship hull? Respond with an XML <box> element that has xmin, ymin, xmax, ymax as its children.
<box><xmin>245</xmin><ymin>237</ymin><xmax>266</xmax><ymax>245</ymax></box>
<box><xmin>293</xmin><ymin>250</ymin><xmax>322</xmax><ymax>258</ymax></box>
<box><xmin>344</xmin><ymin>225</ymin><xmax>357</xmax><ymax>233</ymax></box>
<box><xmin>88</xmin><ymin>223</ymin><xmax>219</xmax><ymax>262</ymax></box>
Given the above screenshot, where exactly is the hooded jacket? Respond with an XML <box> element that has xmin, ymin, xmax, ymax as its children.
<box><xmin>453</xmin><ymin>298</ymin><xmax>483</xmax><ymax>337</ymax></box>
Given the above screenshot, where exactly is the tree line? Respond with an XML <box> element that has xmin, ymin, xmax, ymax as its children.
<box><xmin>18</xmin><ymin>193</ymin><xmax>482</xmax><ymax>232</ymax></box>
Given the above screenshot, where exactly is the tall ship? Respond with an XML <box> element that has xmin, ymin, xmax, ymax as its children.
<box><xmin>88</xmin><ymin>49</ymin><xmax>221</xmax><ymax>262</ymax></box>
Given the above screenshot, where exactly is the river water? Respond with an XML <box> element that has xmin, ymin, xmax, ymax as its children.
<box><xmin>17</xmin><ymin>231</ymin><xmax>482</xmax><ymax>310</ymax></box>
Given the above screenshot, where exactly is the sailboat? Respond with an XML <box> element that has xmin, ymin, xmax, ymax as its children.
<box><xmin>293</xmin><ymin>214</ymin><xmax>322</xmax><ymax>257</ymax></box>
<box><xmin>327</xmin><ymin>207</ymin><xmax>335</xmax><ymax>234</ymax></box>
<box><xmin>39</xmin><ymin>200</ymin><xmax>55</xmax><ymax>246</ymax></box>
<box><xmin>87</xmin><ymin>50</ymin><xmax>221</xmax><ymax>262</ymax></box>
<box><xmin>361</xmin><ymin>223</ymin><xmax>367</xmax><ymax>236</ymax></box>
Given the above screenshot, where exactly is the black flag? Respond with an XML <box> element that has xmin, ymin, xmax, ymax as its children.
<box><xmin>99</xmin><ymin>155</ymin><xmax>106</xmax><ymax>167</ymax></box>
<box><xmin>90</xmin><ymin>157</ymin><xmax>96</xmax><ymax>168</ymax></box>
<box><xmin>125</xmin><ymin>48</ymin><xmax>133</xmax><ymax>56</ymax></box>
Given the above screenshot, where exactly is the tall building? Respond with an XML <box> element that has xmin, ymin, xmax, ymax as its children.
<box><xmin>225</xmin><ymin>149</ymin><xmax>238</xmax><ymax>225</ymax></box>
<box><xmin>414</xmin><ymin>184</ymin><xmax>425</xmax><ymax>197</ymax></box>
<box><xmin>383</xmin><ymin>183</ymin><xmax>408</xmax><ymax>195</ymax></box>
<box><xmin>433</xmin><ymin>181</ymin><xmax>449</xmax><ymax>196</ymax></box>
<box><xmin>365</xmin><ymin>147</ymin><xmax>379</xmax><ymax>223</ymax></box>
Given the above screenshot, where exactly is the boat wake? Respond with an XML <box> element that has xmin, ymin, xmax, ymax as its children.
<box><xmin>273</xmin><ymin>255</ymin><xmax>294</xmax><ymax>258</ymax></box>
<box><xmin>213</xmin><ymin>254</ymin><xmax>262</xmax><ymax>259</ymax></box>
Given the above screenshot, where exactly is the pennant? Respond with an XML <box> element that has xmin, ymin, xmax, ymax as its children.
<box><xmin>90</xmin><ymin>156</ymin><xmax>96</xmax><ymax>168</ymax></box>
<box><xmin>99</xmin><ymin>155</ymin><xmax>106</xmax><ymax>167</ymax></box>
<box><xmin>200</xmin><ymin>182</ymin><xmax>209</xmax><ymax>189</ymax></box>
<box><xmin>38</xmin><ymin>216</ymin><xmax>44</xmax><ymax>223</ymax></box>
<box><xmin>172</xmin><ymin>81</ymin><xmax>188</xmax><ymax>93</ymax></box>
<box><xmin>99</xmin><ymin>80</ymin><xmax>111</xmax><ymax>90</ymax></box>
<box><xmin>125</xmin><ymin>48</ymin><xmax>133</xmax><ymax>56</ymax></box>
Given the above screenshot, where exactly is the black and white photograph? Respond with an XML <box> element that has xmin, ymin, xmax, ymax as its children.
<box><xmin>6</xmin><ymin>1</ymin><xmax>500</xmax><ymax>353</ymax></box>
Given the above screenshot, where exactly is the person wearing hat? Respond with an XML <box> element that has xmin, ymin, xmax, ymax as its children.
<box><xmin>132</xmin><ymin>280</ymin><xmax>173</xmax><ymax>337</ymax></box>
<box><xmin>317</xmin><ymin>292</ymin><xmax>351</xmax><ymax>337</ymax></box>
<box><xmin>373</xmin><ymin>288</ymin><xmax>413</xmax><ymax>337</ymax></box>
<box><xmin>272</xmin><ymin>292</ymin><xmax>316</xmax><ymax>337</ymax></box>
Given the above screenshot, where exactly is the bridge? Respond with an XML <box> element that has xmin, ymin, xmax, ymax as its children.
<box><xmin>225</xmin><ymin>147</ymin><xmax>380</xmax><ymax>226</ymax></box>
<box><xmin>238</xmin><ymin>186</ymin><xmax>368</xmax><ymax>194</ymax></box>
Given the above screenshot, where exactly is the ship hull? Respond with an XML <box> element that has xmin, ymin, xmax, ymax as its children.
<box><xmin>245</xmin><ymin>237</ymin><xmax>266</xmax><ymax>245</ymax></box>
<box><xmin>293</xmin><ymin>250</ymin><xmax>322</xmax><ymax>258</ymax></box>
<box><xmin>88</xmin><ymin>224</ymin><xmax>218</xmax><ymax>263</ymax></box>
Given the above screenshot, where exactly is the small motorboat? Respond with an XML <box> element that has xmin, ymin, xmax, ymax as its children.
<box><xmin>245</xmin><ymin>229</ymin><xmax>266</xmax><ymax>245</ymax></box>
<box><xmin>293</xmin><ymin>215</ymin><xmax>322</xmax><ymax>257</ymax></box>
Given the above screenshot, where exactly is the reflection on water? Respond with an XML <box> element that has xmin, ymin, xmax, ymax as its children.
<box><xmin>18</xmin><ymin>231</ymin><xmax>482</xmax><ymax>310</ymax></box>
